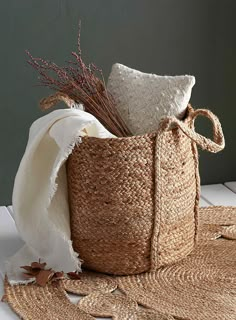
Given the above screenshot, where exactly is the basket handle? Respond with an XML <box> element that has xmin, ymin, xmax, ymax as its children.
<box><xmin>40</xmin><ymin>92</ymin><xmax>76</xmax><ymax>109</ymax></box>
<box><xmin>160</xmin><ymin>106</ymin><xmax>225</xmax><ymax>153</ymax></box>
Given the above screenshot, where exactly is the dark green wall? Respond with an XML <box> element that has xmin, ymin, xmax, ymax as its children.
<box><xmin>0</xmin><ymin>0</ymin><xmax>236</xmax><ymax>204</ymax></box>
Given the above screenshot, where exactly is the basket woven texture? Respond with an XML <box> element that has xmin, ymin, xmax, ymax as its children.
<box><xmin>67</xmin><ymin>105</ymin><xmax>225</xmax><ymax>275</ymax></box>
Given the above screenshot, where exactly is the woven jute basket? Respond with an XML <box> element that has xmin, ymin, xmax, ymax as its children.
<box><xmin>42</xmin><ymin>93</ymin><xmax>225</xmax><ymax>275</ymax></box>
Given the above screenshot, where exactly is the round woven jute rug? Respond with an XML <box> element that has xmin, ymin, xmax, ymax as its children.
<box><xmin>2</xmin><ymin>206</ymin><xmax>236</xmax><ymax>320</ymax></box>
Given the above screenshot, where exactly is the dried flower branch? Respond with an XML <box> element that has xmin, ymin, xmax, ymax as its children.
<box><xmin>26</xmin><ymin>22</ymin><xmax>132</xmax><ymax>137</ymax></box>
<box><xmin>21</xmin><ymin>260</ymin><xmax>80</xmax><ymax>287</ymax></box>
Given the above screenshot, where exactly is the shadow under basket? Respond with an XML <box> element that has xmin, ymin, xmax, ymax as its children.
<box><xmin>66</xmin><ymin>105</ymin><xmax>225</xmax><ymax>275</ymax></box>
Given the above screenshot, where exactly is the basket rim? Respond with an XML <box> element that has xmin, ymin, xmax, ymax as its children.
<box><xmin>80</xmin><ymin>105</ymin><xmax>193</xmax><ymax>142</ymax></box>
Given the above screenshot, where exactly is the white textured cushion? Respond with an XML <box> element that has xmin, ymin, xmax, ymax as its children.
<box><xmin>107</xmin><ymin>63</ymin><xmax>195</xmax><ymax>135</ymax></box>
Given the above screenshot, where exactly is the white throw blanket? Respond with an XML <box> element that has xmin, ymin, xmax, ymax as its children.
<box><xmin>6</xmin><ymin>107</ymin><xmax>115</xmax><ymax>284</ymax></box>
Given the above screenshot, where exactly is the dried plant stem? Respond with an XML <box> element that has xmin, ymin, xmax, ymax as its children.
<box><xmin>26</xmin><ymin>24</ymin><xmax>132</xmax><ymax>137</ymax></box>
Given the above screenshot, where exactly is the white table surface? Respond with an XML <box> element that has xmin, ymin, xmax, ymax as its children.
<box><xmin>1</xmin><ymin>182</ymin><xmax>236</xmax><ymax>319</ymax></box>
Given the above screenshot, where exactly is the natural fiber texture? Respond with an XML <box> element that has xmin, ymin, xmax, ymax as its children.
<box><xmin>40</xmin><ymin>92</ymin><xmax>77</xmax><ymax>110</ymax></box>
<box><xmin>116</xmin><ymin>206</ymin><xmax>236</xmax><ymax>320</ymax></box>
<box><xmin>160</xmin><ymin>108</ymin><xmax>225</xmax><ymax>153</ymax></box>
<box><xmin>68</xmin><ymin>133</ymin><xmax>156</xmax><ymax>275</ymax></box>
<box><xmin>198</xmin><ymin>206</ymin><xmax>236</xmax><ymax>241</ymax></box>
<box><xmin>67</xmin><ymin>106</ymin><xmax>225</xmax><ymax>275</ymax></box>
<box><xmin>79</xmin><ymin>292</ymin><xmax>174</xmax><ymax>320</ymax></box>
<box><xmin>3</xmin><ymin>206</ymin><xmax>236</xmax><ymax>320</ymax></box>
<box><xmin>199</xmin><ymin>205</ymin><xmax>236</xmax><ymax>225</ymax></box>
<box><xmin>63</xmin><ymin>270</ymin><xmax>117</xmax><ymax>295</ymax></box>
<box><xmin>3</xmin><ymin>280</ymin><xmax>94</xmax><ymax>319</ymax></box>
<box><xmin>117</xmin><ymin>239</ymin><xmax>236</xmax><ymax>320</ymax></box>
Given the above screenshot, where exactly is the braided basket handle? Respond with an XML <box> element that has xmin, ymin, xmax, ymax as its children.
<box><xmin>161</xmin><ymin>106</ymin><xmax>225</xmax><ymax>153</ymax></box>
<box><xmin>40</xmin><ymin>92</ymin><xmax>75</xmax><ymax>109</ymax></box>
